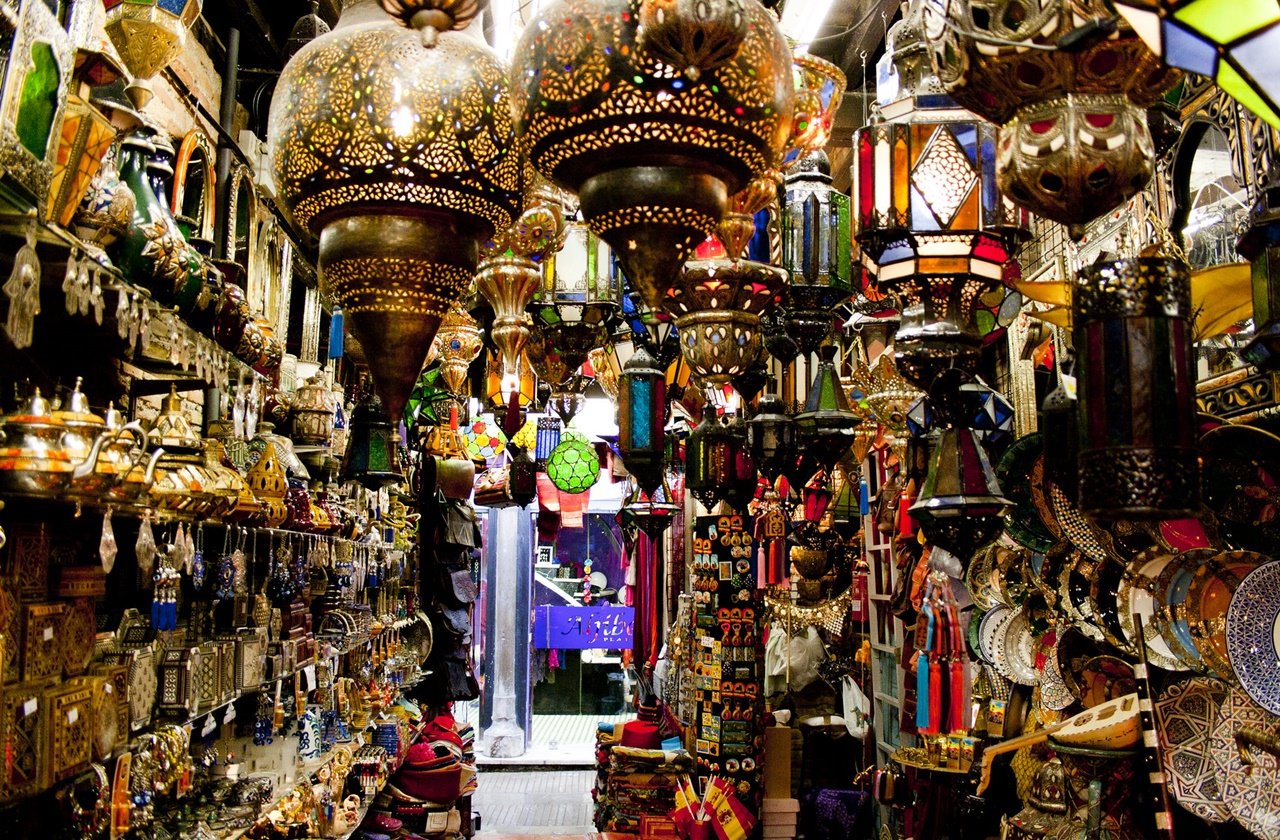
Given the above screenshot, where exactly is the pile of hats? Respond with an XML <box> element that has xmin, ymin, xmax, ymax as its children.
<box><xmin>369</xmin><ymin>712</ymin><xmax>476</xmax><ymax>836</ymax></box>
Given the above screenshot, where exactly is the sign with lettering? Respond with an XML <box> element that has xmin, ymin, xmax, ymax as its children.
<box><xmin>533</xmin><ymin>606</ymin><xmax>634</xmax><ymax>649</ymax></box>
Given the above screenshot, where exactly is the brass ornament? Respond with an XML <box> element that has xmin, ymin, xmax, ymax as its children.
<box><xmin>638</xmin><ymin>0</ymin><xmax>749</xmax><ymax>81</ymax></box>
<box><xmin>429</xmin><ymin>307</ymin><xmax>484</xmax><ymax>396</ymax></box>
<box><xmin>788</xmin><ymin>52</ymin><xmax>847</xmax><ymax>163</ymax></box>
<box><xmin>102</xmin><ymin>0</ymin><xmax>202</xmax><ymax>108</ymax></box>
<box><xmin>511</xmin><ymin>0</ymin><xmax>794</xmax><ymax>310</ymax></box>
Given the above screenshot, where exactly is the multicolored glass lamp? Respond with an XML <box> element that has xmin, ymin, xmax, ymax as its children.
<box><xmin>1112</xmin><ymin>0</ymin><xmax>1280</xmax><ymax>129</ymax></box>
<box><xmin>685</xmin><ymin>412</ymin><xmax>754</xmax><ymax>511</ymax></box>
<box><xmin>618</xmin><ymin>345</ymin><xmax>668</xmax><ymax>494</ymax></box>
<box><xmin>909</xmin><ymin>426</ymin><xmax>1012</xmax><ymax>560</ymax></box>
<box><xmin>794</xmin><ymin>345</ymin><xmax>862</xmax><ymax>474</ymax></box>
<box><xmin>853</xmin><ymin>2</ymin><xmax>1030</xmax><ymax>391</ymax></box>
<box><xmin>782</xmin><ymin>150</ymin><xmax>853</xmax><ymax>356</ymax></box>
<box><xmin>341</xmin><ymin>390</ymin><xmax>403</xmax><ymax>488</ymax></box>
<box><xmin>511</xmin><ymin>0</ymin><xmax>794</xmax><ymax>312</ymax></box>
<box><xmin>102</xmin><ymin>0</ymin><xmax>202</xmax><ymax>108</ymax></box>
<box><xmin>922</xmin><ymin>0</ymin><xmax>1180</xmax><ymax>238</ymax></box>
<box><xmin>269</xmin><ymin>0</ymin><xmax>520</xmax><ymax>425</ymax></box>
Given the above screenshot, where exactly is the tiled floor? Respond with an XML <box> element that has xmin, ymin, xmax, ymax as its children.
<box><xmin>473</xmin><ymin>770</ymin><xmax>597</xmax><ymax>835</ymax></box>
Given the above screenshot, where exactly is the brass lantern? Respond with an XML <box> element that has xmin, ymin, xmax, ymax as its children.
<box><xmin>783</xmin><ymin>150</ymin><xmax>854</xmax><ymax>356</ymax></box>
<box><xmin>102</xmin><ymin>0</ymin><xmax>202</xmax><ymax>108</ymax></box>
<box><xmin>510</xmin><ymin>0</ymin><xmax>794</xmax><ymax>312</ymax></box>
<box><xmin>852</xmin><ymin>3</ymin><xmax>1029</xmax><ymax>391</ymax></box>
<box><xmin>428</xmin><ymin>307</ymin><xmax>484</xmax><ymax>396</ymax></box>
<box><xmin>922</xmin><ymin>0</ymin><xmax>1181</xmax><ymax>238</ymax></box>
<box><xmin>269</xmin><ymin>0</ymin><xmax>520</xmax><ymax>426</ymax></box>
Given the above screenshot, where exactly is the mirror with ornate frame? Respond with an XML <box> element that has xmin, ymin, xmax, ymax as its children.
<box><xmin>227</xmin><ymin>163</ymin><xmax>258</xmax><ymax>274</ymax></box>
<box><xmin>172</xmin><ymin>129</ymin><xmax>214</xmax><ymax>241</ymax></box>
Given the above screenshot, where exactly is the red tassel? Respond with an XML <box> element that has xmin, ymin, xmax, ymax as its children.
<box><xmin>928</xmin><ymin>661</ymin><xmax>943</xmax><ymax>735</ymax></box>
<box><xmin>949</xmin><ymin>660</ymin><xmax>966</xmax><ymax>733</ymax></box>
<box><xmin>898</xmin><ymin>491</ymin><xmax>916</xmax><ymax>537</ymax></box>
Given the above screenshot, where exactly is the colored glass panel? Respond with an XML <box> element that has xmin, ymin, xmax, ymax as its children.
<box><xmin>1230</xmin><ymin>27</ymin><xmax>1280</xmax><ymax>107</ymax></box>
<box><xmin>1162</xmin><ymin>19</ymin><xmax>1218</xmax><ymax>76</ymax></box>
<box><xmin>16</xmin><ymin>42</ymin><xmax>60</xmax><ymax>159</ymax></box>
<box><xmin>893</xmin><ymin>134</ymin><xmax>910</xmax><ymax>218</ymax></box>
<box><xmin>1219</xmin><ymin>60</ymin><xmax>1280</xmax><ymax>129</ymax></box>
<box><xmin>1176</xmin><ymin>0</ymin><xmax>1280</xmax><ymax>45</ymax></box>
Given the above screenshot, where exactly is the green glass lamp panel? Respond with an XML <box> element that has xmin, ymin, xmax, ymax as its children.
<box><xmin>1252</xmin><ymin>245</ymin><xmax>1280</xmax><ymax>326</ymax></box>
<box><xmin>833</xmin><ymin>190</ymin><xmax>852</xmax><ymax>293</ymax></box>
<box><xmin>1175</xmin><ymin>0</ymin><xmax>1279</xmax><ymax>44</ymax></box>
<box><xmin>1218</xmin><ymin>61</ymin><xmax>1280</xmax><ymax>130</ymax></box>
<box><xmin>16</xmin><ymin>42</ymin><xmax>60</xmax><ymax>159</ymax></box>
<box><xmin>547</xmin><ymin>432</ymin><xmax>600</xmax><ymax>494</ymax></box>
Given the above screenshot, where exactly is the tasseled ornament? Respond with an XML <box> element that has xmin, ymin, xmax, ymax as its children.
<box><xmin>928</xmin><ymin>660</ymin><xmax>943</xmax><ymax>735</ymax></box>
<box><xmin>898</xmin><ymin>487</ymin><xmax>916</xmax><ymax>537</ymax></box>
<box><xmin>915</xmin><ymin>650</ymin><xmax>930</xmax><ymax>732</ymax></box>
<box><xmin>950</xmin><ymin>659</ymin><xmax>967</xmax><ymax>733</ymax></box>
<box><xmin>859</xmin><ymin>475</ymin><xmax>870</xmax><ymax>516</ymax></box>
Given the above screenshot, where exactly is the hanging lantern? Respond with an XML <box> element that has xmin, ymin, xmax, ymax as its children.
<box><xmin>463</xmin><ymin>417</ymin><xmax>508</xmax><ymax>464</ymax></box>
<box><xmin>511</xmin><ymin>0</ymin><xmax>794</xmax><ymax>312</ymax></box>
<box><xmin>284</xmin><ymin>0</ymin><xmax>331</xmax><ymax>61</ymax></box>
<box><xmin>1111</xmin><ymin>0</ymin><xmax>1280</xmax><ymax>129</ymax></box>
<box><xmin>853</xmin><ymin>5</ymin><xmax>1030</xmax><ymax>391</ymax></box>
<box><xmin>102</xmin><ymin>0</ymin><xmax>202</xmax><ymax>108</ymax></box>
<box><xmin>546</xmin><ymin>430</ymin><xmax>600</xmax><ymax>495</ymax></box>
<box><xmin>685</xmin><ymin>413</ymin><xmax>754</xmax><ymax>510</ymax></box>
<box><xmin>485</xmin><ymin>349</ymin><xmax>536</xmax><ymax>432</ymax></box>
<box><xmin>922</xmin><ymin>0</ymin><xmax>1180</xmax><ymax>238</ymax></box>
<box><xmin>794</xmin><ymin>345</ymin><xmax>863</xmax><ymax>474</ymax></box>
<box><xmin>747</xmin><ymin>392</ymin><xmax>796</xmax><ymax>480</ymax></box>
<box><xmin>269</xmin><ymin>0</ymin><xmax>519</xmax><ymax>425</ymax></box>
<box><xmin>534</xmin><ymin>416</ymin><xmax>562</xmax><ymax>466</ymax></box>
<box><xmin>786</xmin><ymin>51</ymin><xmax>847</xmax><ymax>166</ymax></box>
<box><xmin>478</xmin><ymin>179</ymin><xmax>567</xmax><ymax>377</ymax></box>
<box><xmin>430</xmin><ymin>307</ymin><xmax>484</xmax><ymax>396</ymax></box>
<box><xmin>507</xmin><ymin>449</ymin><xmax>539</xmax><ymax>507</ymax></box>
<box><xmin>1073</xmin><ymin>256</ymin><xmax>1199</xmax><ymax>519</ymax></box>
<box><xmin>341</xmin><ymin>391</ymin><xmax>403</xmax><ymax>488</ymax></box>
<box><xmin>48</xmin><ymin>49</ymin><xmax>125</xmax><ymax>229</ymax></box>
<box><xmin>782</xmin><ymin>150</ymin><xmax>854</xmax><ymax>356</ymax></box>
<box><xmin>909</xmin><ymin>426</ymin><xmax>1012</xmax><ymax>560</ymax></box>
<box><xmin>618</xmin><ymin>345</ymin><xmax>668</xmax><ymax>494</ymax></box>
<box><xmin>1240</xmin><ymin>167</ymin><xmax>1280</xmax><ymax>369</ymax></box>
<box><xmin>589</xmin><ymin>347</ymin><xmax>623</xmax><ymax>402</ymax></box>
<box><xmin>668</xmin><ymin>241</ymin><xmax>787</xmax><ymax>385</ymax></box>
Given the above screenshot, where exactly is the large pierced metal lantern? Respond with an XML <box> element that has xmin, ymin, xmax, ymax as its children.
<box><xmin>103</xmin><ymin>0</ymin><xmax>202</xmax><ymax>108</ymax></box>
<box><xmin>618</xmin><ymin>345</ymin><xmax>667</xmax><ymax>493</ymax></box>
<box><xmin>269</xmin><ymin>0</ymin><xmax>519</xmax><ymax>425</ymax></box>
<box><xmin>922</xmin><ymin>0</ymin><xmax>1181</xmax><ymax>238</ymax></box>
<box><xmin>783</xmin><ymin>150</ymin><xmax>853</xmax><ymax>355</ymax></box>
<box><xmin>748</xmin><ymin>393</ymin><xmax>796</xmax><ymax>479</ymax></box>
<box><xmin>1073</xmin><ymin>256</ymin><xmax>1199</xmax><ymax>519</ymax></box>
<box><xmin>1111</xmin><ymin>0</ymin><xmax>1280</xmax><ymax>130</ymax></box>
<box><xmin>852</xmin><ymin>5</ymin><xmax>1029</xmax><ymax>391</ymax></box>
<box><xmin>668</xmin><ymin>238</ymin><xmax>787</xmax><ymax>385</ymax></box>
<box><xmin>510</xmin><ymin>0</ymin><xmax>794</xmax><ymax>312</ymax></box>
<box><xmin>685</xmin><ymin>413</ymin><xmax>754</xmax><ymax>510</ymax></box>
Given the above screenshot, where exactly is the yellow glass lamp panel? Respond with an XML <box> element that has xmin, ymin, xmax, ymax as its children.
<box><xmin>1175</xmin><ymin>0</ymin><xmax>1280</xmax><ymax>44</ymax></box>
<box><xmin>1218</xmin><ymin>61</ymin><xmax>1280</xmax><ymax>129</ymax></box>
<box><xmin>893</xmin><ymin>135</ymin><xmax>910</xmax><ymax>218</ymax></box>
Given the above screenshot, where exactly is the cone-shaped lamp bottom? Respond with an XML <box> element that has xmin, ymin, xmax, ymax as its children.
<box><xmin>579</xmin><ymin>166</ymin><xmax>728</xmax><ymax>311</ymax></box>
<box><xmin>320</xmin><ymin>213</ymin><xmax>479</xmax><ymax>424</ymax></box>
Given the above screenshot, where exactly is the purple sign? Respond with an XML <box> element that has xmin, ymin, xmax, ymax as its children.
<box><xmin>533</xmin><ymin>606</ymin><xmax>634</xmax><ymax>649</ymax></box>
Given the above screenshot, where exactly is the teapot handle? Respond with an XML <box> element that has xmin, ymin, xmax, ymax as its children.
<box><xmin>71</xmin><ymin>428</ymin><xmax>116</xmax><ymax>481</ymax></box>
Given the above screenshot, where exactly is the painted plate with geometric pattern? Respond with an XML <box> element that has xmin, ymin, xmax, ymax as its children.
<box><xmin>1154</xmin><ymin>676</ymin><xmax>1230</xmax><ymax>823</ymax></box>
<box><xmin>1226</xmin><ymin>560</ymin><xmax>1280</xmax><ymax>715</ymax></box>
<box><xmin>1208</xmin><ymin>686</ymin><xmax>1280</xmax><ymax>839</ymax></box>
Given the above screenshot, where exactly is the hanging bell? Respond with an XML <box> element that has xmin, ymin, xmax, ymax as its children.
<box><xmin>909</xmin><ymin>426</ymin><xmax>1012</xmax><ymax>561</ymax></box>
<box><xmin>340</xmin><ymin>390</ymin><xmax>403</xmax><ymax>488</ymax></box>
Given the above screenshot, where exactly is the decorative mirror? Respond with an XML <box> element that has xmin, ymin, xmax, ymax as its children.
<box><xmin>226</xmin><ymin>163</ymin><xmax>258</xmax><ymax>275</ymax></box>
<box><xmin>172</xmin><ymin>129</ymin><xmax>214</xmax><ymax>240</ymax></box>
<box><xmin>1175</xmin><ymin>125</ymin><xmax>1247</xmax><ymax>272</ymax></box>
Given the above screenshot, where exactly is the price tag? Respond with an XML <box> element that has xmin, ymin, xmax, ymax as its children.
<box><xmin>104</xmin><ymin>684</ymin><xmax>113</xmax><ymax>695</ymax></box>
<box><xmin>67</xmin><ymin>708</ymin><xmax>79</xmax><ymax>725</ymax></box>
<box><xmin>42</xmin><ymin>627</ymin><xmax>53</xmax><ymax>642</ymax></box>
<box><xmin>223</xmin><ymin>704</ymin><xmax>236</xmax><ymax>724</ymax></box>
<box><xmin>304</xmin><ymin>665</ymin><xmax>317</xmax><ymax>691</ymax></box>
<box><xmin>201</xmin><ymin>715</ymin><xmax>217</xmax><ymax>737</ymax></box>
<box><xmin>21</xmin><ymin>698</ymin><xmax>36</xmax><ymax>717</ymax></box>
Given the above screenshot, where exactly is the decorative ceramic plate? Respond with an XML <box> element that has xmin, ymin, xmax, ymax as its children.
<box><xmin>965</xmin><ymin>543</ymin><xmax>1001</xmax><ymax>611</ymax></box>
<box><xmin>992</xmin><ymin>545</ymin><xmax>1033</xmax><ymax>608</ymax></box>
<box><xmin>968</xmin><ymin>609</ymin><xmax>986</xmax><ymax>659</ymax></box>
<box><xmin>1201</xmin><ymin>424</ymin><xmax>1280</xmax><ymax>555</ymax></box>
<box><xmin>1226</xmin><ymin>560</ymin><xmax>1280</xmax><ymax>715</ymax></box>
<box><xmin>1154</xmin><ymin>676</ymin><xmax>1230</xmax><ymax>823</ymax></box>
<box><xmin>1189</xmin><ymin>551</ymin><xmax>1265</xmax><ymax>683</ymax></box>
<box><xmin>1078</xmin><ymin>656</ymin><xmax>1137</xmax><ymax>709</ymax></box>
<box><xmin>1156</xmin><ymin>549</ymin><xmax>1215</xmax><ymax>668</ymax></box>
<box><xmin>1119</xmin><ymin>547</ymin><xmax>1187</xmax><ymax>672</ymax></box>
<box><xmin>1064</xmin><ymin>551</ymin><xmax>1102</xmax><ymax>630</ymax></box>
<box><xmin>1088</xmin><ymin>556</ymin><xmax>1133</xmax><ymax>654</ymax></box>
<box><xmin>1048</xmin><ymin>482</ymin><xmax>1109</xmax><ymax>562</ymax></box>
<box><xmin>1036</xmin><ymin>629</ymin><xmax>1075</xmax><ymax>711</ymax></box>
<box><xmin>980</xmin><ymin>606</ymin><xmax>1015</xmax><ymax>680</ymax></box>
<box><xmin>1056</xmin><ymin>626</ymin><xmax>1107</xmax><ymax>702</ymax></box>
<box><xmin>1003</xmin><ymin>608</ymin><xmax>1040</xmax><ymax>686</ymax></box>
<box><xmin>1208</xmin><ymin>687</ymin><xmax>1280</xmax><ymax>839</ymax></box>
<box><xmin>996</xmin><ymin>434</ymin><xmax>1056</xmax><ymax>553</ymax></box>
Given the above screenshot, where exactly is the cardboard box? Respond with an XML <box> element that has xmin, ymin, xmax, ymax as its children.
<box><xmin>762</xmin><ymin>727</ymin><xmax>792</xmax><ymax>799</ymax></box>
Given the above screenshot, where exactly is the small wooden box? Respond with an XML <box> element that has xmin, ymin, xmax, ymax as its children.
<box><xmin>217</xmin><ymin>640</ymin><xmax>236</xmax><ymax>705</ymax></box>
<box><xmin>234</xmin><ymin>628</ymin><xmax>266</xmax><ymax>691</ymax></box>
<box><xmin>89</xmin><ymin>663</ymin><xmax>129</xmax><ymax>752</ymax></box>
<box><xmin>102</xmin><ymin>645</ymin><xmax>156</xmax><ymax>731</ymax></box>
<box><xmin>157</xmin><ymin>646</ymin><xmax>199</xmax><ymax>717</ymax></box>
<box><xmin>195</xmin><ymin>642</ymin><xmax>220</xmax><ymax>713</ymax></box>
<box><xmin>61</xmin><ymin>597</ymin><xmax>95</xmax><ymax>677</ymax></box>
<box><xmin>0</xmin><ymin>683</ymin><xmax>45</xmax><ymax>801</ymax></box>
<box><xmin>44</xmin><ymin>682</ymin><xmax>92</xmax><ymax>783</ymax></box>
<box><xmin>55</xmin><ymin>566</ymin><xmax>105</xmax><ymax>599</ymax></box>
<box><xmin>21</xmin><ymin>602</ymin><xmax>65</xmax><ymax>683</ymax></box>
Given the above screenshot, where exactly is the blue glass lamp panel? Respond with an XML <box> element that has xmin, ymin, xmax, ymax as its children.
<box><xmin>1229</xmin><ymin>27</ymin><xmax>1280</xmax><ymax>108</ymax></box>
<box><xmin>1162</xmin><ymin>18</ymin><xmax>1219</xmax><ymax>76</ymax></box>
<box><xmin>980</xmin><ymin>133</ymin><xmax>999</xmax><ymax>218</ymax></box>
<box><xmin>747</xmin><ymin>207</ymin><xmax>772</xmax><ymax>264</ymax></box>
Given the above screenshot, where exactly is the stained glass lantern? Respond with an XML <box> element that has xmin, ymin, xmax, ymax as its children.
<box><xmin>1112</xmin><ymin>0</ymin><xmax>1280</xmax><ymax>129</ymax></box>
<box><xmin>618</xmin><ymin>345</ymin><xmax>668</xmax><ymax>494</ymax></box>
<box><xmin>794</xmin><ymin>345</ymin><xmax>863</xmax><ymax>474</ymax></box>
<box><xmin>534</xmin><ymin>416</ymin><xmax>562</xmax><ymax>465</ymax></box>
<box><xmin>669</xmin><ymin>237</ymin><xmax>787</xmax><ymax>385</ymax></box>
<box><xmin>922</xmin><ymin>0</ymin><xmax>1181</xmax><ymax>238</ymax></box>
<box><xmin>269</xmin><ymin>0</ymin><xmax>520</xmax><ymax>425</ymax></box>
<box><xmin>748</xmin><ymin>393</ymin><xmax>796</xmax><ymax>479</ymax></box>
<box><xmin>546</xmin><ymin>430</ymin><xmax>600</xmax><ymax>495</ymax></box>
<box><xmin>48</xmin><ymin>49</ymin><xmax>124</xmax><ymax>229</ymax></box>
<box><xmin>787</xmin><ymin>51</ymin><xmax>848</xmax><ymax>168</ymax></box>
<box><xmin>909</xmin><ymin>426</ymin><xmax>1012</xmax><ymax>560</ymax></box>
<box><xmin>102</xmin><ymin>0</ymin><xmax>202</xmax><ymax>108</ymax></box>
<box><xmin>1073</xmin><ymin>256</ymin><xmax>1199</xmax><ymax>519</ymax></box>
<box><xmin>485</xmin><ymin>349</ymin><xmax>536</xmax><ymax>434</ymax></box>
<box><xmin>1239</xmin><ymin>167</ymin><xmax>1280</xmax><ymax>369</ymax></box>
<box><xmin>685</xmin><ymin>413</ymin><xmax>754</xmax><ymax>510</ymax></box>
<box><xmin>341</xmin><ymin>391</ymin><xmax>403</xmax><ymax>488</ymax></box>
<box><xmin>853</xmin><ymin>4</ymin><xmax>1030</xmax><ymax>391</ymax></box>
<box><xmin>511</xmin><ymin>0</ymin><xmax>794</xmax><ymax>312</ymax></box>
<box><xmin>463</xmin><ymin>418</ymin><xmax>507</xmax><ymax>464</ymax></box>
<box><xmin>905</xmin><ymin>380</ymin><xmax>1015</xmax><ymax>447</ymax></box>
<box><xmin>783</xmin><ymin>150</ymin><xmax>854</xmax><ymax>356</ymax></box>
